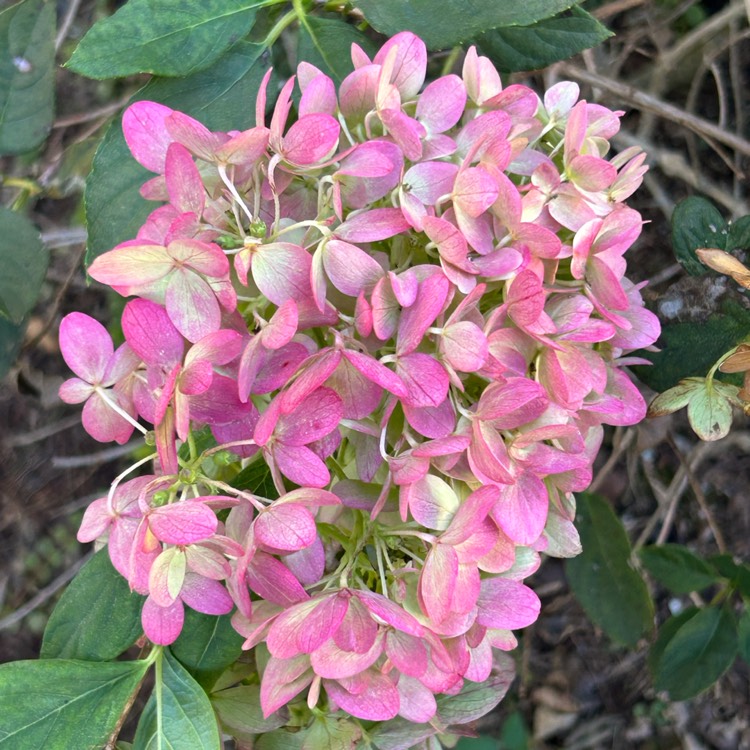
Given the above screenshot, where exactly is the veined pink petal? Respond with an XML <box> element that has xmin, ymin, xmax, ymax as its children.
<box><xmin>299</xmin><ymin>71</ymin><xmax>337</xmax><ymax>116</ymax></box>
<box><xmin>353</xmin><ymin>590</ymin><xmax>424</xmax><ymax>636</ymax></box>
<box><xmin>478</xmin><ymin>378</ymin><xmax>548</xmax><ymax>428</ymax></box>
<box><xmin>403</xmin><ymin>399</ymin><xmax>456</xmax><ymax>440</ymax></box>
<box><xmin>253</xmin><ymin>243</ymin><xmax>312</xmax><ymax>306</ymax></box>
<box><xmin>282</xmin><ymin>114</ymin><xmax>340</xmax><ymax>165</ymax></box>
<box><xmin>76</xmin><ymin>497</ymin><xmax>111</xmax><ymax>543</ymax></box>
<box><xmin>384</xmin><ymin>629</ymin><xmax>427</xmax><ymax>677</ymax></box>
<box><xmin>254</xmin><ymin>503</ymin><xmax>317</xmax><ymax>552</ymax></box>
<box><xmin>335</xmin><ymin>208</ymin><xmax>410</xmax><ymax>243</ymax></box>
<box><xmin>274</xmin><ymin>443</ymin><xmax>330</xmax><ymax>488</ymax></box>
<box><xmin>166</xmin><ymin>238</ymin><xmax>229</xmax><ymax>277</ymax></box>
<box><xmin>374</xmin><ymin>31</ymin><xmax>426</xmax><ymax>99</ymax></box>
<box><xmin>214</xmin><ymin>126</ymin><xmax>269</xmax><ymax>165</ymax></box>
<box><xmin>468</xmin><ymin>420</ymin><xmax>513</xmax><ymax>485</ymax></box>
<box><xmin>440</xmin><ymin>321</ymin><xmax>488</xmax><ymax>372</ymax></box>
<box><xmin>277</xmin><ymin>387</ymin><xmax>343</xmax><ymax>446</ymax></box>
<box><xmin>142</xmin><ymin>596</ymin><xmax>184</xmax><ymax>645</ymax></box>
<box><xmin>311</xmin><ymin>630</ymin><xmax>384</xmax><ymax>679</ymax></box>
<box><xmin>82</xmin><ymin>391</ymin><xmax>136</xmax><ymax>445</ymax></box>
<box><xmin>417</xmin><ymin>75</ymin><xmax>466</xmax><ymax>133</ymax></box>
<box><xmin>88</xmin><ymin>243</ymin><xmax>172</xmax><ymax>290</ymax></box>
<box><xmin>327</xmin><ymin>358</ymin><xmax>383</xmax><ymax>420</ymax></box>
<box><xmin>442</xmin><ymin>485</ymin><xmax>499</xmax><ymax>546</ymax></box>
<box><xmin>343</xmin><ymin>350</ymin><xmax>408</xmax><ymax>399</ymax></box>
<box><xmin>59</xmin><ymin>313</ymin><xmax>113</xmax><ymax>383</ymax></box>
<box><xmin>148</xmin><ymin>501</ymin><xmax>218</xmax><ymax>544</ymax></box>
<box><xmin>122</xmin><ymin>299</ymin><xmax>183</xmax><ymax>366</ymax></box>
<box><xmin>165</xmin><ymin>270</ymin><xmax>221</xmax><ymax>343</ymax></box>
<box><xmin>403</xmin><ymin>161</ymin><xmax>458</xmax><ymax>206</ymax></box>
<box><xmin>180</xmin><ymin>573</ymin><xmax>233</xmax><ymax>615</ymax></box>
<box><xmin>284</xmin><ymin>538</ymin><xmax>326</xmax><ymax>587</ymax></box>
<box><xmin>396</xmin><ymin>352</ymin><xmax>449</xmax><ymax>408</ymax></box>
<box><xmin>323</xmin><ymin>239</ymin><xmax>384</xmax><ymax>296</ymax></box>
<box><xmin>165</xmin><ymin>111</ymin><xmax>227</xmax><ymax>162</ymax></box>
<box><xmin>59</xmin><ymin>377</ymin><xmax>94</xmax><ymax>404</ymax></box>
<box><xmin>165</xmin><ymin>142</ymin><xmax>205</xmax><ymax>216</ymax></box>
<box><xmin>122</xmin><ymin>101</ymin><xmax>174</xmax><ymax>173</ymax></box>
<box><xmin>324</xmin><ymin>671</ymin><xmax>399</xmax><ymax>721</ymax></box>
<box><xmin>261</xmin><ymin>300</ymin><xmax>298</xmax><ymax>350</ymax></box>
<box><xmin>261</xmin><ymin>654</ymin><xmax>314</xmax><ymax>717</ymax></box>
<box><xmin>397</xmin><ymin>675</ymin><xmax>437</xmax><ymax>723</ymax></box>
<box><xmin>332</xmin><ymin>596</ymin><xmax>378</xmax><ymax>654</ymax></box>
<box><xmin>247</xmin><ymin>551</ymin><xmax>310</xmax><ymax>607</ymax></box>
<box><xmin>419</xmin><ymin>544</ymin><xmax>458</xmax><ymax>623</ymax></box>
<box><xmin>397</xmin><ymin>272</ymin><xmax>451</xmax><ymax>356</ymax></box>
<box><xmin>491</xmin><ymin>471</ymin><xmax>548</xmax><ymax>545</ymax></box>
<box><xmin>408</xmin><ymin>474</ymin><xmax>460</xmax><ymax>530</ymax></box>
<box><xmin>339</xmin><ymin>64</ymin><xmax>379</xmax><ymax>121</ymax></box>
<box><xmin>476</xmin><ymin>578</ymin><xmax>541</xmax><ymax>630</ymax></box>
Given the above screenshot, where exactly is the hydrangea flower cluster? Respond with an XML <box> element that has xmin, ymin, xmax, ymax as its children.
<box><xmin>61</xmin><ymin>32</ymin><xmax>659</xmax><ymax>731</ymax></box>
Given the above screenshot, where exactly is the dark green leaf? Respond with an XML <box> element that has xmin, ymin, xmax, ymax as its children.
<box><xmin>232</xmin><ymin>458</ymin><xmax>279</xmax><ymax>499</ymax></box>
<box><xmin>653</xmin><ymin>605</ymin><xmax>737</xmax><ymax>700</ymax></box>
<box><xmin>355</xmin><ymin>0</ymin><xmax>579</xmax><ymax>49</ymax></box>
<box><xmin>170</xmin><ymin>609</ymin><xmax>243</xmax><ymax>689</ymax></box>
<box><xmin>255</xmin><ymin>730</ymin><xmax>305</xmax><ymax>750</ymax></box>
<box><xmin>133</xmin><ymin>649</ymin><xmax>221</xmax><ymax>750</ymax></box>
<box><xmin>435</xmin><ymin>671</ymin><xmax>514</xmax><ymax>725</ymax></box>
<box><xmin>41</xmin><ymin>548</ymin><xmax>145</xmax><ymax>661</ymax></box>
<box><xmin>297</xmin><ymin>15</ymin><xmax>377</xmax><ymax>85</ymax></box>
<box><xmin>647</xmin><ymin>606</ymin><xmax>699</xmax><ymax>676</ymax></box>
<box><xmin>0</xmin><ymin>206</ymin><xmax>47</xmax><ymax>324</ymax></box>
<box><xmin>671</xmin><ymin>196</ymin><xmax>728</xmax><ymax>275</ymax></box>
<box><xmin>476</xmin><ymin>7</ymin><xmax>611</xmax><ymax>73</ymax></box>
<box><xmin>0</xmin><ymin>316</ymin><xmax>25</xmax><ymax>378</ymax></box>
<box><xmin>727</xmin><ymin>215</ymin><xmax>750</xmax><ymax>253</ymax></box>
<box><xmin>85</xmin><ymin>41</ymin><xmax>268</xmax><ymax>265</ymax></box>
<box><xmin>455</xmin><ymin>738</ymin><xmax>500</xmax><ymax>750</ymax></box>
<box><xmin>566</xmin><ymin>493</ymin><xmax>653</xmax><ymax>646</ymax></box>
<box><xmin>0</xmin><ymin>0</ymin><xmax>55</xmax><ymax>154</ymax></box>
<box><xmin>500</xmin><ymin>710</ymin><xmax>530</xmax><ymax>750</ymax></box>
<box><xmin>67</xmin><ymin>0</ymin><xmax>263</xmax><ymax>79</ymax></box>
<box><xmin>633</xmin><ymin>299</ymin><xmax>750</xmax><ymax>392</ymax></box>
<box><xmin>211</xmin><ymin>685</ymin><xmax>287</xmax><ymax>739</ymax></box>
<box><xmin>639</xmin><ymin>544</ymin><xmax>720</xmax><ymax>594</ymax></box>
<box><xmin>301</xmin><ymin>717</ymin><xmax>363</xmax><ymax>750</ymax></box>
<box><xmin>738</xmin><ymin>608</ymin><xmax>750</xmax><ymax>664</ymax></box>
<box><xmin>0</xmin><ymin>659</ymin><xmax>149</xmax><ymax>749</ymax></box>
<box><xmin>708</xmin><ymin>554</ymin><xmax>750</xmax><ymax>597</ymax></box>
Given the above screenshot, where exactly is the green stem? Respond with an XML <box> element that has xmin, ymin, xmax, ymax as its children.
<box><xmin>262</xmin><ymin>7</ymin><xmax>298</xmax><ymax>48</ymax></box>
<box><xmin>441</xmin><ymin>46</ymin><xmax>462</xmax><ymax>76</ymax></box>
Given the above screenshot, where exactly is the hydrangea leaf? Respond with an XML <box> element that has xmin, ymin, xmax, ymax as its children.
<box><xmin>67</xmin><ymin>0</ymin><xmax>263</xmax><ymax>79</ymax></box>
<box><xmin>0</xmin><ymin>0</ymin><xmax>55</xmax><ymax>155</ymax></box>
<box><xmin>671</xmin><ymin>196</ymin><xmax>728</xmax><ymax>276</ymax></box>
<box><xmin>476</xmin><ymin>7</ymin><xmax>612</xmax><ymax>73</ymax></box>
<box><xmin>638</xmin><ymin>544</ymin><xmax>720</xmax><ymax>594</ymax></box>
<box><xmin>356</xmin><ymin>0</ymin><xmax>579</xmax><ymax>49</ymax></box>
<box><xmin>41</xmin><ymin>548</ymin><xmax>145</xmax><ymax>661</ymax></box>
<box><xmin>133</xmin><ymin>649</ymin><xmax>221</xmax><ymax>750</ymax></box>
<box><xmin>566</xmin><ymin>493</ymin><xmax>653</xmax><ymax>646</ymax></box>
<box><xmin>211</xmin><ymin>685</ymin><xmax>287</xmax><ymax>740</ymax></box>
<box><xmin>0</xmin><ymin>659</ymin><xmax>149</xmax><ymax>749</ymax></box>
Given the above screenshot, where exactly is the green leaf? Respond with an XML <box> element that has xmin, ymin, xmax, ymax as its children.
<box><xmin>435</xmin><ymin>671</ymin><xmax>514</xmax><ymax>725</ymax></box>
<box><xmin>633</xmin><ymin>299</ymin><xmax>750</xmax><ymax>393</ymax></box>
<box><xmin>500</xmin><ymin>710</ymin><xmax>530</xmax><ymax>750</ymax></box>
<box><xmin>255</xmin><ymin>730</ymin><xmax>305</xmax><ymax>750</ymax></box>
<box><xmin>707</xmin><ymin>554</ymin><xmax>750</xmax><ymax>597</ymax></box>
<box><xmin>85</xmin><ymin>41</ymin><xmax>268</xmax><ymax>266</ymax></box>
<box><xmin>0</xmin><ymin>316</ymin><xmax>25</xmax><ymax>378</ymax></box>
<box><xmin>647</xmin><ymin>378</ymin><xmax>704</xmax><ymax>417</ymax></box>
<box><xmin>170</xmin><ymin>609</ymin><xmax>243</xmax><ymax>689</ymax></box>
<box><xmin>355</xmin><ymin>0</ymin><xmax>579</xmax><ymax>49</ymax></box>
<box><xmin>638</xmin><ymin>544</ymin><xmax>720</xmax><ymax>594</ymax></box>
<box><xmin>0</xmin><ymin>206</ymin><xmax>47</xmax><ymax>324</ymax></box>
<box><xmin>653</xmin><ymin>605</ymin><xmax>738</xmax><ymax>700</ymax></box>
<box><xmin>671</xmin><ymin>196</ymin><xmax>728</xmax><ymax>275</ymax></box>
<box><xmin>738</xmin><ymin>608</ymin><xmax>750</xmax><ymax>664</ymax></box>
<box><xmin>211</xmin><ymin>685</ymin><xmax>287</xmax><ymax>740</ymax></box>
<box><xmin>0</xmin><ymin>0</ymin><xmax>55</xmax><ymax>154</ymax></box>
<box><xmin>455</xmin><ymin>738</ymin><xmax>500</xmax><ymax>750</ymax></box>
<box><xmin>67</xmin><ymin>0</ymin><xmax>263</xmax><ymax>79</ymax></box>
<box><xmin>232</xmin><ymin>457</ymin><xmax>279</xmax><ymax>499</ymax></box>
<box><xmin>133</xmin><ymin>649</ymin><xmax>221</xmax><ymax>750</ymax></box>
<box><xmin>369</xmin><ymin>718</ymin><xmax>436</xmax><ymax>750</ymax></box>
<box><xmin>476</xmin><ymin>7</ymin><xmax>611</xmax><ymax>73</ymax></box>
<box><xmin>686</xmin><ymin>381</ymin><xmax>736</xmax><ymax>441</ymax></box>
<box><xmin>647</xmin><ymin>607</ymin><xmax>699</xmax><ymax>676</ymax></box>
<box><xmin>566</xmin><ymin>493</ymin><xmax>653</xmax><ymax>646</ymax></box>
<box><xmin>0</xmin><ymin>659</ymin><xmax>149</xmax><ymax>748</ymax></box>
<box><xmin>41</xmin><ymin>548</ymin><xmax>145</xmax><ymax>661</ymax></box>
<box><xmin>302</xmin><ymin>717</ymin><xmax>363</xmax><ymax>750</ymax></box>
<box><xmin>727</xmin><ymin>215</ymin><xmax>750</xmax><ymax>252</ymax></box>
<box><xmin>297</xmin><ymin>15</ymin><xmax>377</xmax><ymax>85</ymax></box>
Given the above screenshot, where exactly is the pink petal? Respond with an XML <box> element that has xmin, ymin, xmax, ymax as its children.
<box><xmin>180</xmin><ymin>573</ymin><xmax>233</xmax><ymax>615</ymax></box>
<box><xmin>81</xmin><ymin>391</ymin><xmax>136</xmax><ymax>445</ymax></box>
<box><xmin>254</xmin><ymin>503</ymin><xmax>317</xmax><ymax>552</ymax></box>
<box><xmin>253</xmin><ymin>243</ymin><xmax>312</xmax><ymax>306</ymax></box>
<box><xmin>282</xmin><ymin>114</ymin><xmax>340</xmax><ymax>165</ymax></box>
<box><xmin>440</xmin><ymin>321</ymin><xmax>488</xmax><ymax>372</ymax></box>
<box><xmin>396</xmin><ymin>353</ymin><xmax>449</xmax><ymax>408</ymax></box>
<box><xmin>385</xmin><ymin>629</ymin><xmax>427</xmax><ymax>677</ymax></box>
<box><xmin>419</xmin><ymin>544</ymin><xmax>458</xmax><ymax>623</ymax></box>
<box><xmin>478</xmin><ymin>378</ymin><xmax>548</xmax><ymax>428</ymax></box>
<box><xmin>343</xmin><ymin>350</ymin><xmax>408</xmax><ymax>399</ymax></box>
<box><xmin>214</xmin><ymin>126</ymin><xmax>269</xmax><ymax>165</ymax></box>
<box><xmin>122</xmin><ymin>101</ymin><xmax>174</xmax><ymax>173</ymax></box>
<box><xmin>476</xmin><ymin>578</ymin><xmax>541</xmax><ymax>630</ymax></box>
<box><xmin>274</xmin><ymin>443</ymin><xmax>330</xmax><ymax>488</ymax></box>
<box><xmin>335</xmin><ymin>208</ymin><xmax>410</xmax><ymax>243</ymax></box>
<box><xmin>261</xmin><ymin>654</ymin><xmax>314</xmax><ymax>717</ymax></box>
<box><xmin>417</xmin><ymin>75</ymin><xmax>466</xmax><ymax>133</ymax></box>
<box><xmin>148</xmin><ymin>547</ymin><xmax>186</xmax><ymax>607</ymax></box>
<box><xmin>149</xmin><ymin>502</ymin><xmax>218</xmax><ymax>544</ymax></box>
<box><xmin>59</xmin><ymin>312</ymin><xmax>114</xmax><ymax>382</ymax></box>
<box><xmin>323</xmin><ymin>239</ymin><xmax>384</xmax><ymax>296</ymax></box>
<box><xmin>397</xmin><ymin>272</ymin><xmax>451</xmax><ymax>356</ymax></box>
<box><xmin>76</xmin><ymin>497</ymin><xmax>111</xmax><ymax>543</ymax></box>
<box><xmin>142</xmin><ymin>596</ymin><xmax>184</xmax><ymax>645</ymax></box>
<box><xmin>165</xmin><ymin>142</ymin><xmax>204</xmax><ymax>216</ymax></box>
<box><xmin>408</xmin><ymin>474</ymin><xmax>459</xmax><ymax>530</ymax></box>
<box><xmin>247</xmin><ymin>551</ymin><xmax>309</xmax><ymax>607</ymax></box>
<box><xmin>491</xmin><ymin>472</ymin><xmax>548</xmax><ymax>545</ymax></box>
<box><xmin>453</xmin><ymin>167</ymin><xmax>499</xmax><ymax>218</ymax></box>
<box><xmin>442</xmin><ymin>485</ymin><xmax>499</xmax><ymax>546</ymax></box>
<box><xmin>122</xmin><ymin>299</ymin><xmax>183</xmax><ymax>366</ymax></box>
<box><xmin>165</xmin><ymin>111</ymin><xmax>227</xmax><ymax>162</ymax></box>
<box><xmin>374</xmin><ymin>31</ymin><xmax>426</xmax><ymax>99</ymax></box>
<box><xmin>284</xmin><ymin>538</ymin><xmax>326</xmax><ymax>587</ymax></box>
<box><xmin>262</xmin><ymin>300</ymin><xmax>298</xmax><ymax>349</ymax></box>
<box><xmin>324</xmin><ymin>671</ymin><xmax>399</xmax><ymax>721</ymax></box>
<box><xmin>397</xmin><ymin>675</ymin><xmax>437</xmax><ymax>723</ymax></box>
<box><xmin>403</xmin><ymin>399</ymin><xmax>456</xmax><ymax>440</ymax></box>
<box><xmin>311</xmin><ymin>631</ymin><xmax>384</xmax><ymax>679</ymax></box>
<box><xmin>277</xmin><ymin>387</ymin><xmax>343</xmax><ymax>446</ymax></box>
<box><xmin>332</xmin><ymin>596</ymin><xmax>378</xmax><ymax>654</ymax></box>
<box><xmin>88</xmin><ymin>242</ymin><xmax>172</xmax><ymax>291</ymax></box>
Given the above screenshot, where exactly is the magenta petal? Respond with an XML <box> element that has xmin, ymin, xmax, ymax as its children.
<box><xmin>165</xmin><ymin>270</ymin><xmax>221</xmax><ymax>343</ymax></box>
<box><xmin>277</xmin><ymin>387</ymin><xmax>343</xmax><ymax>446</ymax></box>
<box><xmin>59</xmin><ymin>377</ymin><xmax>94</xmax><ymax>404</ymax></box>
<box><xmin>180</xmin><ymin>573</ymin><xmax>233</xmax><ymax>615</ymax></box>
<box><xmin>142</xmin><ymin>595</ymin><xmax>184</xmax><ymax>646</ymax></box>
<box><xmin>77</xmin><ymin>497</ymin><xmax>111</xmax><ymax>543</ymax></box>
<box><xmin>247</xmin><ymin>551</ymin><xmax>309</xmax><ymax>607</ymax></box>
<box><xmin>149</xmin><ymin>502</ymin><xmax>218</xmax><ymax>544</ymax></box>
<box><xmin>417</xmin><ymin>74</ymin><xmax>466</xmax><ymax>133</ymax></box>
<box><xmin>397</xmin><ymin>675</ymin><xmax>437</xmax><ymax>723</ymax></box>
<box><xmin>491</xmin><ymin>472</ymin><xmax>548</xmax><ymax>545</ymax></box>
<box><xmin>261</xmin><ymin>654</ymin><xmax>314</xmax><ymax>717</ymax></box>
<box><xmin>332</xmin><ymin>596</ymin><xmax>378</xmax><ymax>654</ymax></box>
<box><xmin>165</xmin><ymin>142</ymin><xmax>205</xmax><ymax>216</ymax></box>
<box><xmin>82</xmin><ymin>391</ymin><xmax>135</xmax><ymax>445</ymax></box>
<box><xmin>397</xmin><ymin>272</ymin><xmax>451</xmax><ymax>356</ymax></box>
<box><xmin>274</xmin><ymin>443</ymin><xmax>330</xmax><ymax>488</ymax></box>
<box><xmin>122</xmin><ymin>101</ymin><xmax>174</xmax><ymax>173</ymax></box>
<box><xmin>311</xmin><ymin>631</ymin><xmax>384</xmax><ymax>679</ymax></box>
<box><xmin>254</xmin><ymin>503</ymin><xmax>317</xmax><ymax>552</ymax></box>
<box><xmin>343</xmin><ymin>350</ymin><xmax>408</xmax><ymax>399</ymax></box>
<box><xmin>324</xmin><ymin>671</ymin><xmax>399</xmax><ymax>721</ymax></box>
<box><xmin>476</xmin><ymin>578</ymin><xmax>541</xmax><ymax>630</ymax></box>
<box><xmin>403</xmin><ymin>399</ymin><xmax>456</xmax><ymax>440</ymax></box>
<box><xmin>396</xmin><ymin>353</ymin><xmax>449</xmax><ymax>408</ymax></box>
<box><xmin>122</xmin><ymin>299</ymin><xmax>183</xmax><ymax>366</ymax></box>
<box><xmin>419</xmin><ymin>544</ymin><xmax>458</xmax><ymax>624</ymax></box>
<box><xmin>384</xmin><ymin>630</ymin><xmax>427</xmax><ymax>677</ymax></box>
<box><xmin>335</xmin><ymin>208</ymin><xmax>411</xmax><ymax>243</ymax></box>
<box><xmin>323</xmin><ymin>239</ymin><xmax>384</xmax><ymax>296</ymax></box>
<box><xmin>283</xmin><ymin>114</ymin><xmax>340</xmax><ymax>165</ymax></box>
<box><xmin>59</xmin><ymin>313</ymin><xmax>113</xmax><ymax>383</ymax></box>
